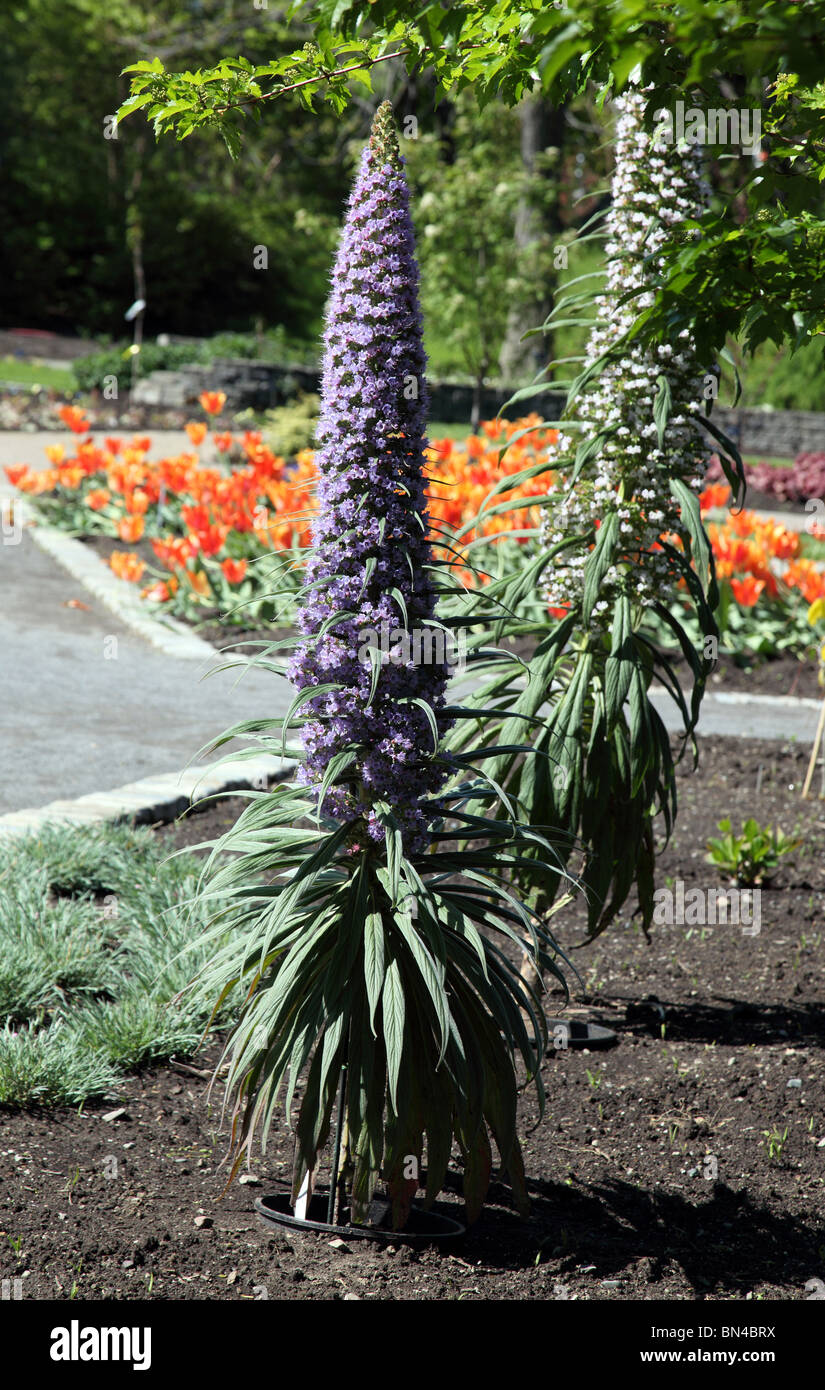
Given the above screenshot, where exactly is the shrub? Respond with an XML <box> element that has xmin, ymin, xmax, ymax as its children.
<box><xmin>259</xmin><ymin>393</ymin><xmax>320</xmax><ymax>458</ymax></box>
<box><xmin>706</xmin><ymin>451</ymin><xmax>825</xmax><ymax>506</ymax></box>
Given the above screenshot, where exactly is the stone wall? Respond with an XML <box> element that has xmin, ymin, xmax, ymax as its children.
<box><xmin>708</xmin><ymin>408</ymin><xmax>825</xmax><ymax>459</ymax></box>
<box><xmin>132</xmin><ymin>359</ymin><xmax>825</xmax><ymax>458</ymax></box>
<box><xmin>131</xmin><ymin>360</ymin><xmax>320</xmax><ymax>413</ymax></box>
<box><xmin>132</xmin><ymin>357</ymin><xmax>555</xmax><ymax>421</ymax></box>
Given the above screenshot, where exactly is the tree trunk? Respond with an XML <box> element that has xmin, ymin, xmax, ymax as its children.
<box><xmin>498</xmin><ymin>95</ymin><xmax>566</xmax><ymax>384</ymax></box>
<box><xmin>472</xmin><ymin>372</ymin><xmax>483</xmax><ymax>432</ymax></box>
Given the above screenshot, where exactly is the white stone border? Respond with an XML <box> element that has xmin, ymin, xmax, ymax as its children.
<box><xmin>0</xmin><ymin>754</ymin><xmax>296</xmax><ymax>836</ymax></box>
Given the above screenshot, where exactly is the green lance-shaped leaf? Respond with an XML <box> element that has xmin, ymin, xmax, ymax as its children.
<box><xmin>653</xmin><ymin>372</ymin><xmax>673</xmax><ymax>447</ymax></box>
<box><xmin>699</xmin><ymin>412</ymin><xmax>747</xmax><ymax>507</ymax></box>
<box><xmin>391</xmin><ymin>899</ymin><xmax>450</xmax><ymax>1065</ymax></box>
<box><xmin>670</xmin><ymin>475</ymin><xmax>718</xmax><ymax>608</ymax></box>
<box><xmin>363</xmin><ymin>904</ymin><xmax>386</xmax><ymax>1036</ymax></box>
<box><xmin>582</xmin><ymin>510</ymin><xmax>619</xmax><ymax>625</ymax></box>
<box><xmin>381</xmin><ymin>958</ymin><xmax>405</xmax><ymax>1112</ymax></box>
<box><xmin>604</xmin><ymin>591</ymin><xmax>634</xmax><ymax>731</ymax></box>
<box><xmin>365</xmin><ymin>642</ymin><xmax>383</xmax><ymax>709</ymax></box>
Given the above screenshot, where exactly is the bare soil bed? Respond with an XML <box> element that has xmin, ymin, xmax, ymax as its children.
<box><xmin>680</xmin><ymin>652</ymin><xmax>822</xmax><ymax>700</ymax></box>
<box><xmin>1</xmin><ymin>735</ymin><xmax>823</xmax><ymax>1301</ymax></box>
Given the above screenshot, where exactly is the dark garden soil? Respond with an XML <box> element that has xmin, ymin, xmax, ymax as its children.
<box><xmin>674</xmin><ymin>652</ymin><xmax>823</xmax><ymax>701</ymax></box>
<box><xmin>1</xmin><ymin>735</ymin><xmax>824</xmax><ymax>1301</ymax></box>
<box><xmin>81</xmin><ymin>534</ymin><xmax>158</xmax><ymax>572</ymax></box>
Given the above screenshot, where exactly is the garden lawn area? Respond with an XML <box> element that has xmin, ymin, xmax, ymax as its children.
<box><xmin>426</xmin><ymin>420</ymin><xmax>481</xmax><ymax>440</ymax></box>
<box><xmin>0</xmin><ymin>821</ymin><xmax>221</xmax><ymax>1107</ymax></box>
<box><xmin>0</xmin><ymin>358</ymin><xmax>75</xmax><ymax>391</ymax></box>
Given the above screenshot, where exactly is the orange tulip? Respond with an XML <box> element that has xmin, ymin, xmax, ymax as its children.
<box><xmin>183</xmin><ymin>568</ymin><xmax>211</xmax><ymax>598</ymax></box>
<box><xmin>76</xmin><ymin>441</ymin><xmax>106</xmax><ymax>475</ymax></box>
<box><xmin>17</xmin><ymin>468</ymin><xmax>58</xmax><ymax>495</ymax></box>
<box><xmin>4</xmin><ymin>465</ymin><xmax>28</xmax><ymax>487</ymax></box>
<box><xmin>45</xmin><ymin>445</ymin><xmax>66</xmax><ymax>465</ymax></box>
<box><xmin>117</xmin><ymin>515</ymin><xmax>144</xmax><ymax>542</ymax></box>
<box><xmin>185</xmin><ymin>422</ymin><xmax>208</xmax><ymax>447</ymax></box>
<box><xmin>730</xmin><ymin>575</ymin><xmax>765</xmax><ymax>607</ymax></box>
<box><xmin>220</xmin><ymin>558</ymin><xmax>247</xmax><ymax>584</ymax></box>
<box><xmin>481</xmin><ymin>418</ymin><xmax>504</xmax><ymax>440</ymax></box>
<box><xmin>85</xmin><ymin>489</ymin><xmax>111</xmax><ymax>511</ymax></box>
<box><xmin>125</xmin><ymin>488</ymin><xmax>149</xmax><ymax>516</ymax></box>
<box><xmin>58</xmin><ymin>405</ymin><xmax>90</xmax><ymax>435</ymax></box>
<box><xmin>699</xmin><ymin>482</ymin><xmax>731</xmax><ymax>512</ymax></box>
<box><xmin>213</xmin><ymin>431</ymin><xmax>234</xmax><ymax>452</ymax></box>
<box><xmin>109</xmin><ymin>551</ymin><xmax>145</xmax><ymax>583</ymax></box>
<box><xmin>58</xmin><ymin>466</ymin><xmax>84</xmax><ymax>490</ymax></box>
<box><xmin>199</xmin><ymin>391</ymin><xmax>227</xmax><ymax>416</ymax></box>
<box><xmin>141</xmin><ymin>578</ymin><xmax>178</xmax><ymax>602</ymax></box>
<box><xmin>151</xmin><ymin>537</ymin><xmax>190</xmax><ymax>570</ymax></box>
<box><xmin>783</xmin><ymin>558</ymin><xmax>825</xmax><ymax>603</ymax></box>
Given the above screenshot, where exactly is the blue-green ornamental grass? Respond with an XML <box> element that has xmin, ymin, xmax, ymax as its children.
<box><xmin>0</xmin><ymin>823</ymin><xmax>220</xmax><ymax>1107</ymax></box>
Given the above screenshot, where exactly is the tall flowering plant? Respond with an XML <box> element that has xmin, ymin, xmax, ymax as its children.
<box><xmin>449</xmin><ymin>88</ymin><xmax>742</xmax><ymax>938</ymax></box>
<box><xmin>540</xmin><ymin>87</ymin><xmax>713</xmax><ymax>619</ymax></box>
<box><xmin>184</xmin><ymin>104</ymin><xmax>570</xmax><ymax>1230</ymax></box>
<box><xmin>287</xmin><ymin>101</ymin><xmax>451</xmax><ymax>847</ymax></box>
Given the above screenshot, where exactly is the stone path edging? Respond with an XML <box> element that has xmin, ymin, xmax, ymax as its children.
<box><xmin>0</xmin><ymin>754</ymin><xmax>296</xmax><ymax>837</ymax></box>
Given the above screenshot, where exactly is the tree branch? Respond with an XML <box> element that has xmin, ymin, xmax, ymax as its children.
<box><xmin>214</xmin><ymin>47</ymin><xmax>413</xmax><ymax>116</ymax></box>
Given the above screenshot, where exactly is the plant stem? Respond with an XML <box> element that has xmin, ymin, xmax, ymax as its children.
<box><xmin>801</xmin><ymin>693</ymin><xmax>825</xmax><ymax>798</ymax></box>
<box><xmin>327</xmin><ymin>1052</ymin><xmax>348</xmax><ymax>1226</ymax></box>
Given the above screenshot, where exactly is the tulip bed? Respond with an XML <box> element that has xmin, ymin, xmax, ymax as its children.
<box><xmin>688</xmin><ymin>483</ymin><xmax>825</xmax><ymax>667</ymax></box>
<box><xmin>7</xmin><ymin>399</ymin><xmax>555</xmax><ymax>629</ymax></box>
<box><xmin>6</xmin><ymin>398</ymin><xmax>825</xmax><ymax>667</ymax></box>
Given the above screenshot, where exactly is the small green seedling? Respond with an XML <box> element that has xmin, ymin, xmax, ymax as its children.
<box><xmin>762</xmin><ymin>1126</ymin><xmax>789</xmax><ymax>1162</ymax></box>
<box><xmin>706</xmin><ymin>818</ymin><xmax>800</xmax><ymax>885</ymax></box>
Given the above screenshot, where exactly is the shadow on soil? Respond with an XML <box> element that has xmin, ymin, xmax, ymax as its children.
<box><xmin>459</xmin><ymin>1176</ymin><xmax>825</xmax><ymax>1295</ymax></box>
<box><xmin>614</xmin><ymin>997</ymin><xmax>825</xmax><ymax>1047</ymax></box>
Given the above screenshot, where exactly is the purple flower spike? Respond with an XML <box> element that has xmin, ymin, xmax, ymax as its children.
<box><xmin>288</xmin><ymin>102</ymin><xmax>453</xmax><ymax>848</ymax></box>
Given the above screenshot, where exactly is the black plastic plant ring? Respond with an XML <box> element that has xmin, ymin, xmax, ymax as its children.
<box><xmin>254</xmin><ymin>1185</ymin><xmax>466</xmax><ymax>1246</ymax></box>
<box><xmin>547</xmin><ymin>1018</ymin><xmax>619</xmax><ymax>1050</ymax></box>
